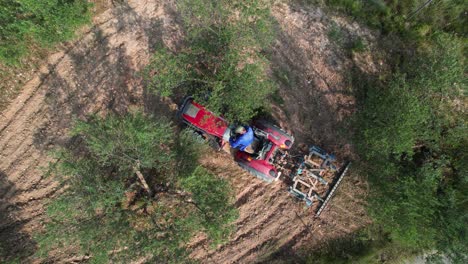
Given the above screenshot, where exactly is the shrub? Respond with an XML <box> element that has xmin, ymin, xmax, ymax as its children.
<box><xmin>145</xmin><ymin>0</ymin><xmax>277</xmax><ymax>123</ymax></box>
<box><xmin>0</xmin><ymin>0</ymin><xmax>91</xmax><ymax>64</ymax></box>
<box><xmin>317</xmin><ymin>0</ymin><xmax>466</xmax><ymax>36</ymax></box>
<box><xmin>37</xmin><ymin>111</ymin><xmax>238</xmax><ymax>262</ymax></box>
<box><xmin>356</xmin><ymin>73</ymin><xmax>429</xmax><ymax>159</ymax></box>
<box><xmin>71</xmin><ymin>111</ymin><xmax>175</xmax><ymax>178</ymax></box>
<box><xmin>354</xmin><ymin>33</ymin><xmax>467</xmax><ymax>262</ymax></box>
<box><xmin>181</xmin><ymin>166</ymin><xmax>238</xmax><ymax>245</ymax></box>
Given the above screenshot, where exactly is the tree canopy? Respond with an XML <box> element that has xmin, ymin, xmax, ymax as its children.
<box><xmin>354</xmin><ymin>22</ymin><xmax>467</xmax><ymax>264</ymax></box>
<box><xmin>36</xmin><ymin>111</ymin><xmax>238</xmax><ymax>262</ymax></box>
<box><xmin>144</xmin><ymin>0</ymin><xmax>277</xmax><ymax>123</ymax></box>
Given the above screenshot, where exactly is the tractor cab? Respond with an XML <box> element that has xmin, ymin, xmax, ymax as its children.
<box><xmin>250</xmin><ymin>128</ymin><xmax>274</xmax><ymax>160</ymax></box>
<box><xmin>225</xmin><ymin>125</ymin><xmax>273</xmax><ymax>158</ymax></box>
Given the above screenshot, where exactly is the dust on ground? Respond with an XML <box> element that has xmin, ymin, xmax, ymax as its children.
<box><xmin>0</xmin><ymin>0</ymin><xmax>383</xmax><ymax>262</ymax></box>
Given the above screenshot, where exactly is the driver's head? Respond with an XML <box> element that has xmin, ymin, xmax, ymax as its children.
<box><xmin>235</xmin><ymin>126</ymin><xmax>246</xmax><ymax>134</ymax></box>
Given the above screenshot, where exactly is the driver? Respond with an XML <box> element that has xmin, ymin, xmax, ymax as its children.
<box><xmin>229</xmin><ymin>125</ymin><xmax>254</xmax><ymax>153</ymax></box>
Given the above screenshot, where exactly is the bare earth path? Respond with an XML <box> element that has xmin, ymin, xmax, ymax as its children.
<box><xmin>0</xmin><ymin>1</ymin><xmax>378</xmax><ymax>262</ymax></box>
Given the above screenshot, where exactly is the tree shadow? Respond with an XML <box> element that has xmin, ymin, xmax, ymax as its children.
<box><xmin>266</xmin><ymin>5</ymin><xmax>383</xmax><ymax>161</ymax></box>
<box><xmin>142</xmin><ymin>89</ymin><xmax>179</xmax><ymax>123</ymax></box>
<box><xmin>0</xmin><ymin>170</ymin><xmax>37</xmax><ymax>262</ymax></box>
<box><xmin>268</xmin><ymin>38</ymin><xmax>351</xmax><ymax>153</ymax></box>
<box><xmin>32</xmin><ymin>1</ymin><xmax>181</xmax><ymax>151</ymax></box>
<box><xmin>261</xmin><ymin>229</ymin><xmax>381</xmax><ymax>264</ymax></box>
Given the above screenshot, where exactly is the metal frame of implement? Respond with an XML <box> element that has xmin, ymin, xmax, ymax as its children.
<box><xmin>288</xmin><ymin>146</ymin><xmax>351</xmax><ymax>217</ymax></box>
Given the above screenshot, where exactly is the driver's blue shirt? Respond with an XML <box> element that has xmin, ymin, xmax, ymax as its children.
<box><xmin>229</xmin><ymin>126</ymin><xmax>254</xmax><ymax>151</ymax></box>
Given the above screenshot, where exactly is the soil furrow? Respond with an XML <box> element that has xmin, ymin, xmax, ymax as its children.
<box><xmin>15</xmin><ymin>168</ymin><xmax>51</xmax><ymax>194</ymax></box>
<box><xmin>1</xmin><ymin>158</ymin><xmax>43</xmax><ymax>198</ymax></box>
<box><xmin>232</xmin><ymin>199</ymin><xmax>292</xmax><ymax>244</ymax></box>
<box><xmin>0</xmin><ymin>47</ymin><xmax>72</xmax><ymax>135</ymax></box>
<box><xmin>8</xmin><ymin>183</ymin><xmax>59</xmax><ymax>213</ymax></box>
<box><xmin>1</xmin><ymin>208</ymin><xmax>45</xmax><ymax>232</ymax></box>
<box><xmin>0</xmin><ymin>98</ymin><xmax>48</xmax><ymax>153</ymax></box>
<box><xmin>238</xmin><ymin>225</ymin><xmax>309</xmax><ymax>264</ymax></box>
<box><xmin>209</xmin><ymin>210</ymin><xmax>305</xmax><ymax>264</ymax></box>
<box><xmin>198</xmin><ymin>196</ymin><xmax>298</xmax><ymax>262</ymax></box>
<box><xmin>0</xmin><ymin>129</ymin><xmax>48</xmax><ymax>169</ymax></box>
<box><xmin>0</xmin><ymin>84</ymin><xmax>45</xmax><ymax>136</ymax></box>
<box><xmin>234</xmin><ymin>182</ymin><xmax>264</xmax><ymax>207</ymax></box>
<box><xmin>1</xmin><ymin>145</ymin><xmax>38</xmax><ymax>176</ymax></box>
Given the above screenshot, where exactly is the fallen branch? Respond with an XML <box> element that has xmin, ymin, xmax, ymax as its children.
<box><xmin>134</xmin><ymin>161</ymin><xmax>153</xmax><ymax>197</ymax></box>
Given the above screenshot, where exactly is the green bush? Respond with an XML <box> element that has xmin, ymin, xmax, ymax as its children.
<box><xmin>356</xmin><ymin>73</ymin><xmax>429</xmax><ymax>159</ymax></box>
<box><xmin>36</xmin><ymin>112</ymin><xmax>181</xmax><ymax>261</ymax></box>
<box><xmin>181</xmin><ymin>166</ymin><xmax>238</xmax><ymax>245</ymax></box>
<box><xmin>71</xmin><ymin>111</ymin><xmax>175</xmax><ymax>177</ymax></box>
<box><xmin>350</xmin><ymin>37</ymin><xmax>366</xmax><ymax>52</ymax></box>
<box><xmin>145</xmin><ymin>0</ymin><xmax>277</xmax><ymax>123</ymax></box>
<box><xmin>318</xmin><ymin>0</ymin><xmax>467</xmax><ymax>36</ymax></box>
<box><xmin>0</xmin><ymin>0</ymin><xmax>91</xmax><ymax>64</ymax></box>
<box><xmin>302</xmin><ymin>226</ymin><xmax>417</xmax><ymax>264</ymax></box>
<box><xmin>353</xmin><ymin>32</ymin><xmax>467</xmax><ymax>262</ymax></box>
<box><xmin>37</xmin><ymin>111</ymin><xmax>238</xmax><ymax>262</ymax></box>
<box><xmin>370</xmin><ymin>164</ymin><xmax>442</xmax><ymax>249</ymax></box>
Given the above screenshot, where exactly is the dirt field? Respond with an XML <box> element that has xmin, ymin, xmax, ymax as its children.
<box><xmin>0</xmin><ymin>0</ymin><xmax>380</xmax><ymax>262</ymax></box>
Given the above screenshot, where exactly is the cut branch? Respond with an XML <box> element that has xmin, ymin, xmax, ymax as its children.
<box><xmin>134</xmin><ymin>161</ymin><xmax>153</xmax><ymax>197</ymax></box>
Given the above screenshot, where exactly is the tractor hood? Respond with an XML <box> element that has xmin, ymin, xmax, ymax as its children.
<box><xmin>179</xmin><ymin>97</ymin><xmax>229</xmax><ymax>138</ymax></box>
<box><xmin>253</xmin><ymin>120</ymin><xmax>294</xmax><ymax>150</ymax></box>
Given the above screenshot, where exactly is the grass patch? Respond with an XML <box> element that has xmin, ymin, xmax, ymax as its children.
<box><xmin>272</xmin><ymin>64</ymin><xmax>296</xmax><ymax>89</ymax></box>
<box><xmin>350</xmin><ymin>36</ymin><xmax>366</xmax><ymax>52</ymax></box>
<box><xmin>327</xmin><ymin>22</ymin><xmax>344</xmax><ymax>46</ymax></box>
<box><xmin>302</xmin><ymin>227</ymin><xmax>420</xmax><ymax>264</ymax></box>
<box><xmin>0</xmin><ymin>0</ymin><xmax>95</xmax><ymax>111</ymax></box>
<box><xmin>0</xmin><ymin>0</ymin><xmax>92</xmax><ymax>65</ymax></box>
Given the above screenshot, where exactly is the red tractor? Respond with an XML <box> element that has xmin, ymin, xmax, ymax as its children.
<box><xmin>178</xmin><ymin>97</ymin><xmax>350</xmax><ymax>216</ymax></box>
<box><xmin>178</xmin><ymin>97</ymin><xmax>294</xmax><ymax>183</ymax></box>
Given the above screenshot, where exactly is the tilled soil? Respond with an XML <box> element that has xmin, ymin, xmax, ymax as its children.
<box><xmin>0</xmin><ymin>1</ymin><xmax>378</xmax><ymax>262</ymax></box>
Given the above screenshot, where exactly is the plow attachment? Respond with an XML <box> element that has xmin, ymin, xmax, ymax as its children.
<box><xmin>285</xmin><ymin>145</ymin><xmax>351</xmax><ymax>217</ymax></box>
<box><xmin>315</xmin><ymin>161</ymin><xmax>351</xmax><ymax>217</ymax></box>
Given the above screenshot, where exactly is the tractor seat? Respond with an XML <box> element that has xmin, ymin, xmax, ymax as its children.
<box><xmin>244</xmin><ymin>136</ymin><xmax>262</xmax><ymax>154</ymax></box>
